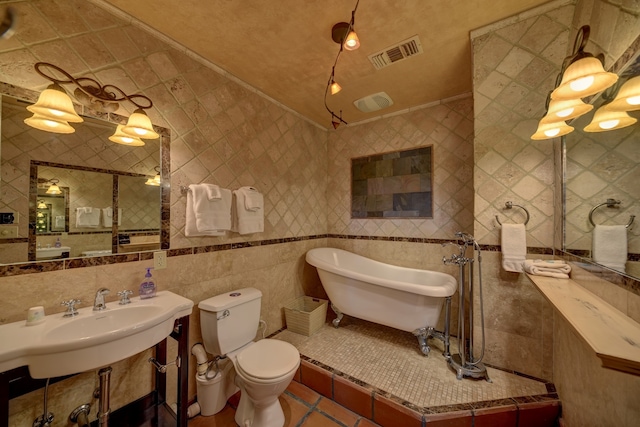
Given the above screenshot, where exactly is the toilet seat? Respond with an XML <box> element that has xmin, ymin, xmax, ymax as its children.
<box><xmin>235</xmin><ymin>339</ymin><xmax>299</xmax><ymax>382</ymax></box>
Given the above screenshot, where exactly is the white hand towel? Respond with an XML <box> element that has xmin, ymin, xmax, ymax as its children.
<box><xmin>185</xmin><ymin>184</ymin><xmax>228</xmax><ymax>237</ymax></box>
<box><xmin>76</xmin><ymin>207</ymin><xmax>100</xmax><ymax>228</ymax></box>
<box><xmin>232</xmin><ymin>187</ymin><xmax>264</xmax><ymax>234</ymax></box>
<box><xmin>54</xmin><ymin>216</ymin><xmax>65</xmax><ymax>229</ymax></box>
<box><xmin>592</xmin><ymin>225</ymin><xmax>627</xmax><ymax>273</ymax></box>
<box><xmin>501</xmin><ymin>223</ymin><xmax>526</xmax><ymax>272</ymax></box>
<box><xmin>102</xmin><ymin>207</ymin><xmax>123</xmax><ymax>227</ymax></box>
<box><xmin>242</xmin><ymin>187</ymin><xmax>263</xmax><ymax>211</ymax></box>
<box><xmin>523</xmin><ymin>259</ymin><xmax>571</xmax><ymax>278</ymax></box>
<box><xmin>203</xmin><ymin>184</ymin><xmax>221</xmax><ymax>200</ymax></box>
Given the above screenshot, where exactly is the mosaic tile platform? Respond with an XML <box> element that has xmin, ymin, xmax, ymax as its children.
<box><xmin>274</xmin><ymin>317</ymin><xmax>550</xmax><ymax>410</ymax></box>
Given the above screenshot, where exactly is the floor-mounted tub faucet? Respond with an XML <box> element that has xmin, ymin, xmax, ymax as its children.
<box><xmin>93</xmin><ymin>288</ymin><xmax>110</xmax><ymax>311</ymax></box>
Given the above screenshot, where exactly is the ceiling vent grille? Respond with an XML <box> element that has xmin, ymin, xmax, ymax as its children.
<box><xmin>354</xmin><ymin>92</ymin><xmax>394</xmax><ymax>113</ymax></box>
<box><xmin>368</xmin><ymin>35</ymin><xmax>423</xmax><ymax>70</ymax></box>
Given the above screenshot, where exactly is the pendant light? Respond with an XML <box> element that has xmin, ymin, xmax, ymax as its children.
<box><xmin>583</xmin><ymin>107</ymin><xmax>637</xmax><ymax>132</ymax></box>
<box><xmin>46</xmin><ymin>179</ymin><xmax>62</xmax><ymax>195</ymax></box>
<box><xmin>26</xmin><ymin>83</ymin><xmax>84</xmax><ymax>124</ymax></box>
<box><xmin>109</xmin><ymin>125</ymin><xmax>145</xmax><ymax>146</ymax></box>
<box><xmin>540</xmin><ymin>98</ymin><xmax>593</xmax><ymax>124</ymax></box>
<box><xmin>551</xmin><ymin>57</ymin><xmax>618</xmax><ymax>100</ymax></box>
<box><xmin>530</xmin><ymin>121</ymin><xmax>574</xmax><ymax>140</ymax></box>
<box><xmin>121</xmin><ymin>109</ymin><xmax>159</xmax><ymax>139</ymax></box>
<box><xmin>24</xmin><ymin>113</ymin><xmax>76</xmax><ymax>134</ymax></box>
<box><xmin>606</xmin><ymin>76</ymin><xmax>640</xmax><ymax>112</ymax></box>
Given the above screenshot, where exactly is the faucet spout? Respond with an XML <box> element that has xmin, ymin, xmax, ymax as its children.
<box><xmin>93</xmin><ymin>288</ymin><xmax>110</xmax><ymax>311</ymax></box>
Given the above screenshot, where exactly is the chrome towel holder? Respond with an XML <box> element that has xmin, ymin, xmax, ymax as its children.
<box><xmin>588</xmin><ymin>198</ymin><xmax>635</xmax><ymax>228</ymax></box>
<box><xmin>495</xmin><ymin>201</ymin><xmax>530</xmax><ymax>226</ymax></box>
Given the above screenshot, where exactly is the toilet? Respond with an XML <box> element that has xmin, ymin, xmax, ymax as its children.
<box><xmin>198</xmin><ymin>287</ymin><xmax>300</xmax><ymax>427</ymax></box>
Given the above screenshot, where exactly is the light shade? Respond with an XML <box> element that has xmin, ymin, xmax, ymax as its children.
<box><xmin>26</xmin><ymin>84</ymin><xmax>84</xmax><ymax>123</ymax></box>
<box><xmin>37</xmin><ymin>200</ymin><xmax>47</xmax><ymax>209</ymax></box>
<box><xmin>121</xmin><ymin>109</ymin><xmax>159</xmax><ymax>139</ymax></box>
<box><xmin>606</xmin><ymin>76</ymin><xmax>640</xmax><ymax>112</ymax></box>
<box><xmin>109</xmin><ymin>125</ymin><xmax>145</xmax><ymax>146</ymax></box>
<box><xmin>343</xmin><ymin>30</ymin><xmax>360</xmax><ymax>50</ymax></box>
<box><xmin>330</xmin><ymin>80</ymin><xmax>342</xmax><ymax>95</ymax></box>
<box><xmin>551</xmin><ymin>57</ymin><xmax>618</xmax><ymax>100</ymax></box>
<box><xmin>540</xmin><ymin>98</ymin><xmax>593</xmax><ymax>123</ymax></box>
<box><xmin>24</xmin><ymin>113</ymin><xmax>75</xmax><ymax>134</ymax></box>
<box><xmin>145</xmin><ymin>173</ymin><xmax>161</xmax><ymax>186</ymax></box>
<box><xmin>584</xmin><ymin>107</ymin><xmax>637</xmax><ymax>132</ymax></box>
<box><xmin>46</xmin><ymin>183</ymin><xmax>62</xmax><ymax>195</ymax></box>
<box><xmin>531</xmin><ymin>120</ymin><xmax>574</xmax><ymax>140</ymax></box>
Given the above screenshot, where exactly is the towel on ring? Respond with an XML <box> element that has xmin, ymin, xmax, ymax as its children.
<box><xmin>523</xmin><ymin>259</ymin><xmax>571</xmax><ymax>279</ymax></box>
<box><xmin>185</xmin><ymin>184</ymin><xmax>231</xmax><ymax>237</ymax></box>
<box><xmin>102</xmin><ymin>207</ymin><xmax>123</xmax><ymax>227</ymax></box>
<box><xmin>232</xmin><ymin>187</ymin><xmax>264</xmax><ymax>234</ymax></box>
<box><xmin>501</xmin><ymin>223</ymin><xmax>526</xmax><ymax>273</ymax></box>
<box><xmin>592</xmin><ymin>224</ymin><xmax>627</xmax><ymax>273</ymax></box>
<box><xmin>76</xmin><ymin>207</ymin><xmax>100</xmax><ymax>228</ymax></box>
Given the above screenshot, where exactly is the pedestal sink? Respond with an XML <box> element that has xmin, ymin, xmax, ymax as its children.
<box><xmin>35</xmin><ymin>246</ymin><xmax>71</xmax><ymax>260</ymax></box>
<box><xmin>0</xmin><ymin>291</ymin><xmax>193</xmax><ymax>378</ymax></box>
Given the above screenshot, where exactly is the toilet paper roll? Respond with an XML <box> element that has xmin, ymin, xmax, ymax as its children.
<box><xmin>26</xmin><ymin>306</ymin><xmax>45</xmax><ymax>325</ymax></box>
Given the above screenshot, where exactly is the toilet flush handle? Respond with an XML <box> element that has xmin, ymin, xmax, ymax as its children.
<box><xmin>217</xmin><ymin>309</ymin><xmax>230</xmax><ymax>320</ymax></box>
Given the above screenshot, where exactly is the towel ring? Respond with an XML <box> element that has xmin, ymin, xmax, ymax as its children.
<box><xmin>495</xmin><ymin>201</ymin><xmax>530</xmax><ymax>226</ymax></box>
<box><xmin>588</xmin><ymin>198</ymin><xmax>635</xmax><ymax>228</ymax></box>
<box><xmin>179</xmin><ymin>185</ymin><xmax>190</xmax><ymax>195</ymax></box>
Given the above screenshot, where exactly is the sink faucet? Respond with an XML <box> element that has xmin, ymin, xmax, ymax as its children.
<box><xmin>93</xmin><ymin>288</ymin><xmax>110</xmax><ymax>311</ymax></box>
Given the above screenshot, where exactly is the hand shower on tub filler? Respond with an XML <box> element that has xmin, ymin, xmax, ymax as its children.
<box><xmin>139</xmin><ymin>267</ymin><xmax>156</xmax><ymax>299</ymax></box>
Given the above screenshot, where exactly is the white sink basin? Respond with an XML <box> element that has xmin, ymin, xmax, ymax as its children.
<box><xmin>36</xmin><ymin>246</ymin><xmax>71</xmax><ymax>260</ymax></box>
<box><xmin>0</xmin><ymin>291</ymin><xmax>193</xmax><ymax>378</ymax></box>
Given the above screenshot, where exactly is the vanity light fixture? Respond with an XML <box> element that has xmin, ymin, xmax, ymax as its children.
<box><xmin>324</xmin><ymin>0</ymin><xmax>360</xmax><ymax>129</ymax></box>
<box><xmin>25</xmin><ymin>62</ymin><xmax>158</xmax><ymax>141</ymax></box>
<box><xmin>37</xmin><ymin>200</ymin><xmax>47</xmax><ymax>209</ymax></box>
<box><xmin>531</xmin><ymin>25</ymin><xmax>618</xmax><ymax>140</ymax></box>
<box><xmin>45</xmin><ymin>179</ymin><xmax>62</xmax><ymax>195</ymax></box>
<box><xmin>583</xmin><ymin>107</ymin><xmax>637</xmax><ymax>132</ymax></box>
<box><xmin>606</xmin><ymin>76</ymin><xmax>640</xmax><ymax>112</ymax></box>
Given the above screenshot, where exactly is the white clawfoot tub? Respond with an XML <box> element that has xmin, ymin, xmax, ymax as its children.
<box><xmin>305</xmin><ymin>247</ymin><xmax>457</xmax><ymax>356</ymax></box>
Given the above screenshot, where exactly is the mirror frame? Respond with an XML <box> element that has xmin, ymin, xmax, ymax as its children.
<box><xmin>0</xmin><ymin>81</ymin><xmax>170</xmax><ymax>273</ymax></box>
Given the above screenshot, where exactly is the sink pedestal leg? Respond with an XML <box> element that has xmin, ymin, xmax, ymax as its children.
<box><xmin>97</xmin><ymin>367</ymin><xmax>112</xmax><ymax>427</ymax></box>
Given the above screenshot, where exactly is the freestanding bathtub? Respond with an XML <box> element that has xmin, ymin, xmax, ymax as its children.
<box><xmin>305</xmin><ymin>247</ymin><xmax>457</xmax><ymax>355</ymax></box>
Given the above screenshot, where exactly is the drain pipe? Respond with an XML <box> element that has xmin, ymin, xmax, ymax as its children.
<box><xmin>97</xmin><ymin>367</ymin><xmax>112</xmax><ymax>427</ymax></box>
<box><xmin>69</xmin><ymin>403</ymin><xmax>91</xmax><ymax>427</ymax></box>
<box><xmin>187</xmin><ymin>343</ymin><xmax>210</xmax><ymax>418</ymax></box>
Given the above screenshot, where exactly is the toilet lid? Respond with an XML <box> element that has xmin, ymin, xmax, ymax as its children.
<box><xmin>236</xmin><ymin>339</ymin><xmax>299</xmax><ymax>380</ymax></box>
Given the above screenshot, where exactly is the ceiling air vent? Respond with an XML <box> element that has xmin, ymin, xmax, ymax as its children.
<box><xmin>354</xmin><ymin>92</ymin><xmax>394</xmax><ymax>113</ymax></box>
<box><xmin>368</xmin><ymin>35</ymin><xmax>423</xmax><ymax>70</ymax></box>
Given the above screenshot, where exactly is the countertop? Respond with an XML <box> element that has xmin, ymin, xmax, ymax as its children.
<box><xmin>526</xmin><ymin>274</ymin><xmax>640</xmax><ymax>376</ymax></box>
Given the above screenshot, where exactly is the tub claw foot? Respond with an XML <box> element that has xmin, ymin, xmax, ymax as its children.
<box><xmin>413</xmin><ymin>327</ymin><xmax>434</xmax><ymax>357</ymax></box>
<box><xmin>331</xmin><ymin>303</ymin><xmax>343</xmax><ymax>328</ymax></box>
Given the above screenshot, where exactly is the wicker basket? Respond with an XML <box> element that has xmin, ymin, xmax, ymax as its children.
<box><xmin>284</xmin><ymin>296</ymin><xmax>328</xmax><ymax>336</ymax></box>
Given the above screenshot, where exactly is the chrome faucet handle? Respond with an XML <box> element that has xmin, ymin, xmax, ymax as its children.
<box><xmin>93</xmin><ymin>288</ymin><xmax>110</xmax><ymax>311</ymax></box>
<box><xmin>61</xmin><ymin>299</ymin><xmax>81</xmax><ymax>317</ymax></box>
<box><xmin>117</xmin><ymin>290</ymin><xmax>133</xmax><ymax>305</ymax></box>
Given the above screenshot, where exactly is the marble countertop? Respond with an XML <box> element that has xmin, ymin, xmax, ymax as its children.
<box><xmin>527</xmin><ymin>274</ymin><xmax>640</xmax><ymax>376</ymax></box>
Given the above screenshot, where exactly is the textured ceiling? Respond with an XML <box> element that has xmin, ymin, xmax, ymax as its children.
<box><xmin>101</xmin><ymin>0</ymin><xmax>552</xmax><ymax>129</ymax></box>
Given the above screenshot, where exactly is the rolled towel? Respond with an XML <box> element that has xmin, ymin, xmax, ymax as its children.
<box><xmin>592</xmin><ymin>225</ymin><xmax>627</xmax><ymax>273</ymax></box>
<box><xmin>523</xmin><ymin>259</ymin><xmax>571</xmax><ymax>278</ymax></box>
<box><xmin>501</xmin><ymin>223</ymin><xmax>526</xmax><ymax>272</ymax></box>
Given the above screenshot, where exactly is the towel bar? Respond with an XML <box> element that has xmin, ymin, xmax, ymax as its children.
<box><xmin>588</xmin><ymin>198</ymin><xmax>635</xmax><ymax>228</ymax></box>
<box><xmin>179</xmin><ymin>186</ymin><xmax>190</xmax><ymax>195</ymax></box>
<box><xmin>495</xmin><ymin>201</ymin><xmax>530</xmax><ymax>226</ymax></box>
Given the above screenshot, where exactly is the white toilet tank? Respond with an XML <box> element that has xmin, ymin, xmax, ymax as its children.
<box><xmin>198</xmin><ymin>287</ymin><xmax>262</xmax><ymax>356</ymax></box>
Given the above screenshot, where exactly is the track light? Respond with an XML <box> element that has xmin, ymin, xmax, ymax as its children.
<box><xmin>24</xmin><ymin>62</ymin><xmax>158</xmax><ymax>142</ymax></box>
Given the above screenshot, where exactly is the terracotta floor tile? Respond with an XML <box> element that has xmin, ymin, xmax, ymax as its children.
<box><xmin>517</xmin><ymin>400</ymin><xmax>561</xmax><ymax>427</ymax></box>
<box><xmin>473</xmin><ymin>404</ymin><xmax>518</xmax><ymax>427</ymax></box>
<box><xmin>281</xmin><ymin>392</ymin><xmax>314</xmax><ymax>427</ymax></box>
<box><xmin>333</xmin><ymin>374</ymin><xmax>373</xmax><ymax>419</ymax></box>
<box><xmin>300</xmin><ymin>359</ymin><xmax>333</xmax><ymax>398</ymax></box>
<box><xmin>188</xmin><ymin>403</ymin><xmax>237</xmax><ymax>426</ymax></box>
<box><xmin>300</xmin><ymin>410</ymin><xmax>345</xmax><ymax>427</ymax></box>
<box><xmin>372</xmin><ymin>395</ymin><xmax>423</xmax><ymax>427</ymax></box>
<box><xmin>356</xmin><ymin>418</ymin><xmax>383</xmax><ymax>427</ymax></box>
<box><xmin>287</xmin><ymin>380</ymin><xmax>321</xmax><ymax>406</ymax></box>
<box><xmin>316</xmin><ymin>397</ymin><xmax>360</xmax><ymax>426</ymax></box>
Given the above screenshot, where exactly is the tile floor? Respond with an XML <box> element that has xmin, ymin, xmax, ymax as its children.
<box><xmin>188</xmin><ymin>381</ymin><xmax>381</xmax><ymax>427</ymax></box>
<box><xmin>188</xmin><ymin>317</ymin><xmax>560</xmax><ymax>426</ymax></box>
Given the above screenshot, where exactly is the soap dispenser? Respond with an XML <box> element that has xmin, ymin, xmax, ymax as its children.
<box><xmin>54</xmin><ymin>237</ymin><xmax>61</xmax><ymax>248</ymax></box>
<box><xmin>139</xmin><ymin>267</ymin><xmax>156</xmax><ymax>299</ymax></box>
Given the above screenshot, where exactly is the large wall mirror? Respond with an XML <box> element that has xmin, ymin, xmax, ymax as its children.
<box><xmin>0</xmin><ymin>83</ymin><xmax>170</xmax><ymax>266</ymax></box>
<box><xmin>563</xmin><ymin>37</ymin><xmax>640</xmax><ymax>279</ymax></box>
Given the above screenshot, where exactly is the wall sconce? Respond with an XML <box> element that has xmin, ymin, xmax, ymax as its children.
<box><xmin>25</xmin><ymin>62</ymin><xmax>158</xmax><ymax>141</ymax></box>
<box><xmin>531</xmin><ymin>25</ymin><xmax>619</xmax><ymax>140</ymax></box>
<box><xmin>45</xmin><ymin>179</ymin><xmax>61</xmax><ymax>195</ymax></box>
<box><xmin>109</xmin><ymin>125</ymin><xmax>145</xmax><ymax>146</ymax></box>
<box><xmin>145</xmin><ymin>166</ymin><xmax>161</xmax><ymax>186</ymax></box>
<box><xmin>605</xmin><ymin>76</ymin><xmax>640</xmax><ymax>112</ymax></box>
<box><xmin>324</xmin><ymin>0</ymin><xmax>360</xmax><ymax>129</ymax></box>
<box><xmin>37</xmin><ymin>200</ymin><xmax>47</xmax><ymax>209</ymax></box>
